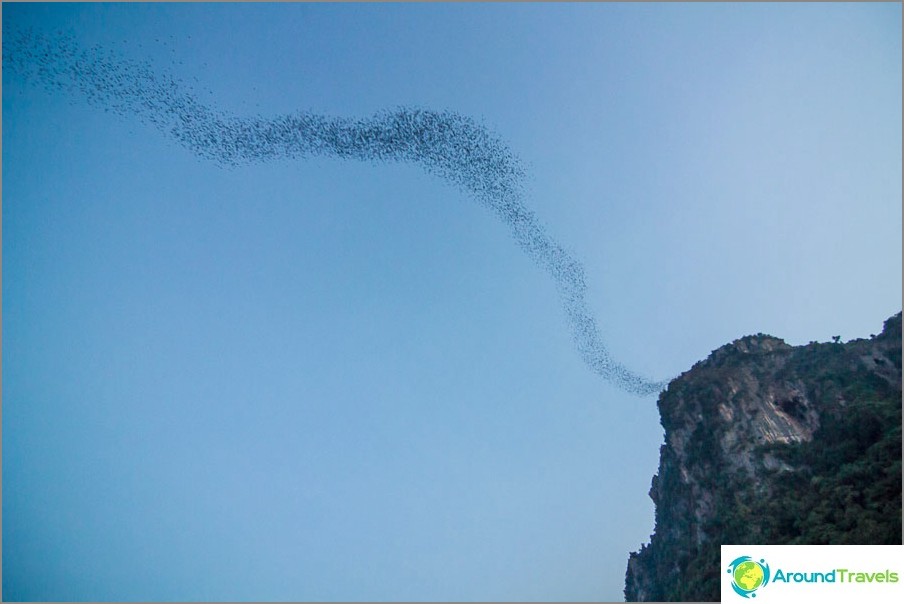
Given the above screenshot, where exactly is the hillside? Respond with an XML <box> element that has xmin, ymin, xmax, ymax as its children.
<box><xmin>625</xmin><ymin>313</ymin><xmax>902</xmax><ymax>601</ymax></box>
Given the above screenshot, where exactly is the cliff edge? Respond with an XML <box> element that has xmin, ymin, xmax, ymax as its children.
<box><xmin>625</xmin><ymin>313</ymin><xmax>902</xmax><ymax>601</ymax></box>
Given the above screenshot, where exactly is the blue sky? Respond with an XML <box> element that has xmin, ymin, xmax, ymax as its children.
<box><xmin>2</xmin><ymin>2</ymin><xmax>901</xmax><ymax>601</ymax></box>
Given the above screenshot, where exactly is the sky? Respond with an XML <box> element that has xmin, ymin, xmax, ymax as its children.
<box><xmin>2</xmin><ymin>2</ymin><xmax>901</xmax><ymax>602</ymax></box>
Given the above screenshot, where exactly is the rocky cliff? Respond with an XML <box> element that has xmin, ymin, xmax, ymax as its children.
<box><xmin>625</xmin><ymin>313</ymin><xmax>902</xmax><ymax>601</ymax></box>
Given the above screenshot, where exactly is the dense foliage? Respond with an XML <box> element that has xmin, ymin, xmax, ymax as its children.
<box><xmin>753</xmin><ymin>378</ymin><xmax>901</xmax><ymax>545</ymax></box>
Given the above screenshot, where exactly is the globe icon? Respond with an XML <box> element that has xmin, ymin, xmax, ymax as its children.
<box><xmin>733</xmin><ymin>560</ymin><xmax>765</xmax><ymax>592</ymax></box>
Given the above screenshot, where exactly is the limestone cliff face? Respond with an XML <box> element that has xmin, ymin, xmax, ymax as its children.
<box><xmin>625</xmin><ymin>313</ymin><xmax>902</xmax><ymax>602</ymax></box>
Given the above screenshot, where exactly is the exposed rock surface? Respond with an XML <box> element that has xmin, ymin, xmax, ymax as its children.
<box><xmin>625</xmin><ymin>313</ymin><xmax>902</xmax><ymax>601</ymax></box>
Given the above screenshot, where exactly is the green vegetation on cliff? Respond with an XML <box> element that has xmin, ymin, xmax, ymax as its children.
<box><xmin>625</xmin><ymin>313</ymin><xmax>902</xmax><ymax>602</ymax></box>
